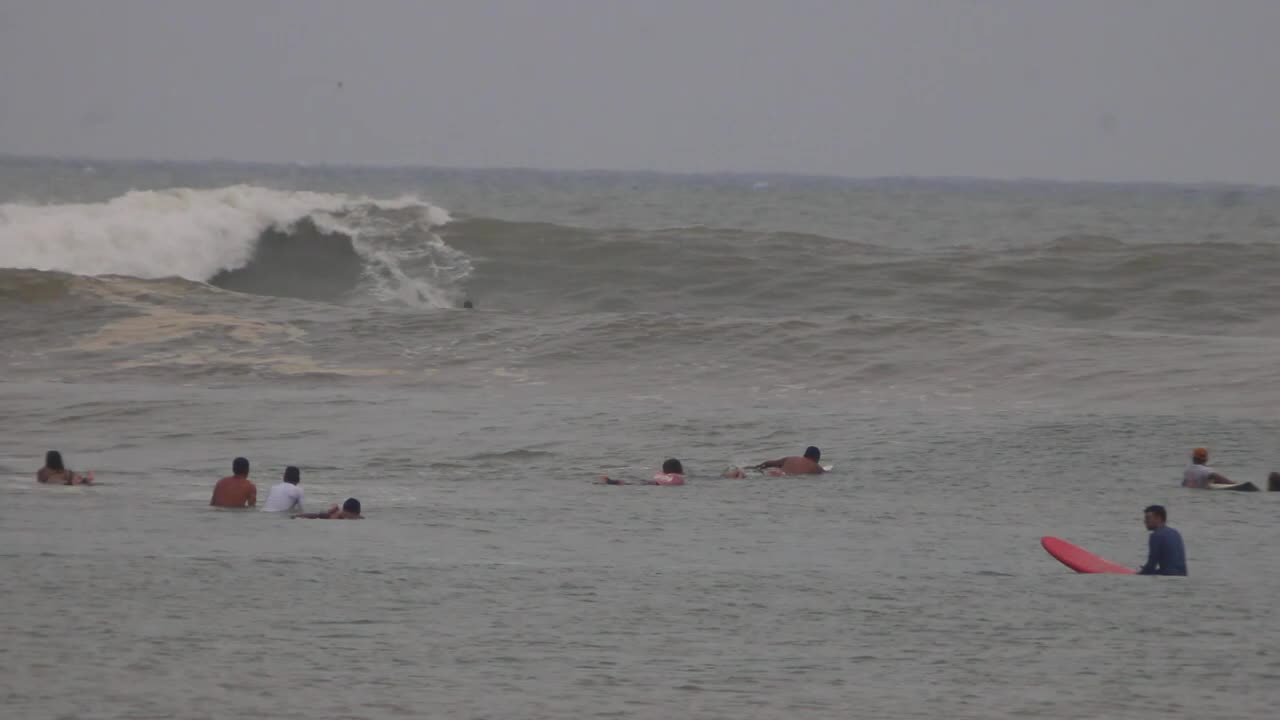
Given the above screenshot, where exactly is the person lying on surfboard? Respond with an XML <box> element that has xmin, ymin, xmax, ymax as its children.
<box><xmin>753</xmin><ymin>446</ymin><xmax>825</xmax><ymax>475</ymax></box>
<box><xmin>293</xmin><ymin>498</ymin><xmax>363</xmax><ymax>519</ymax></box>
<box><xmin>1182</xmin><ymin>447</ymin><xmax>1234</xmax><ymax>488</ymax></box>
<box><xmin>37</xmin><ymin>450</ymin><xmax>95</xmax><ymax>485</ymax></box>
<box><xmin>598</xmin><ymin>459</ymin><xmax>686</xmax><ymax>485</ymax></box>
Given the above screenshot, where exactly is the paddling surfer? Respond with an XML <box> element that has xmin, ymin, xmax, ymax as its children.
<box><xmin>1138</xmin><ymin>505</ymin><xmax>1187</xmax><ymax>576</ymax></box>
<box><xmin>753</xmin><ymin>446</ymin><xmax>825</xmax><ymax>475</ymax></box>
<box><xmin>293</xmin><ymin>498</ymin><xmax>363</xmax><ymax>519</ymax></box>
<box><xmin>599</xmin><ymin>459</ymin><xmax>686</xmax><ymax>485</ymax></box>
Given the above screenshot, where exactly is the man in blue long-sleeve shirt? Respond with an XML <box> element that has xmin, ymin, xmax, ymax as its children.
<box><xmin>1139</xmin><ymin>505</ymin><xmax>1187</xmax><ymax>576</ymax></box>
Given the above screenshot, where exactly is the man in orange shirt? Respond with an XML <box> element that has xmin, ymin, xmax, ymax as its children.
<box><xmin>210</xmin><ymin>457</ymin><xmax>257</xmax><ymax>508</ymax></box>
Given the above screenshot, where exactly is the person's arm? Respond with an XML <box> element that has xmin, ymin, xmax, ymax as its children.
<box><xmin>1207</xmin><ymin>472</ymin><xmax>1233</xmax><ymax>485</ymax></box>
<box><xmin>247</xmin><ymin>484</ymin><xmax>257</xmax><ymax>507</ymax></box>
<box><xmin>293</xmin><ymin>488</ymin><xmax>304</xmax><ymax>513</ymax></box>
<box><xmin>753</xmin><ymin>458</ymin><xmax>783</xmax><ymax>470</ymax></box>
<box><xmin>1138</xmin><ymin>533</ymin><xmax>1159</xmax><ymax>575</ymax></box>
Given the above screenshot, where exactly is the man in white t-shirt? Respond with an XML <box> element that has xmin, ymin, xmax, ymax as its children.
<box><xmin>1182</xmin><ymin>448</ymin><xmax>1233</xmax><ymax>488</ymax></box>
<box><xmin>262</xmin><ymin>466</ymin><xmax>305</xmax><ymax>512</ymax></box>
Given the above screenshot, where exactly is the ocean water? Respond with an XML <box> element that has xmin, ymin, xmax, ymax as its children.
<box><xmin>2</xmin><ymin>156</ymin><xmax>1279</xmax><ymax>719</ymax></box>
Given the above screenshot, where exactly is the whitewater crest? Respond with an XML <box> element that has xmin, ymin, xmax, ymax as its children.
<box><xmin>0</xmin><ymin>185</ymin><xmax>464</xmax><ymax>307</ymax></box>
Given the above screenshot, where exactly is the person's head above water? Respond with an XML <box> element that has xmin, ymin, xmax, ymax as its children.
<box><xmin>1191</xmin><ymin>447</ymin><xmax>1208</xmax><ymax>464</ymax></box>
<box><xmin>804</xmin><ymin>446</ymin><xmax>821</xmax><ymax>461</ymax></box>
<box><xmin>342</xmin><ymin>498</ymin><xmax>361</xmax><ymax>514</ymax></box>
<box><xmin>284</xmin><ymin>466</ymin><xmax>300</xmax><ymax>485</ymax></box>
<box><xmin>233</xmin><ymin>457</ymin><xmax>250</xmax><ymax>476</ymax></box>
<box><xmin>45</xmin><ymin>450</ymin><xmax>64</xmax><ymax>471</ymax></box>
<box><xmin>662</xmin><ymin>458</ymin><xmax>684</xmax><ymax>475</ymax></box>
<box><xmin>1143</xmin><ymin>504</ymin><xmax>1167</xmax><ymax>530</ymax></box>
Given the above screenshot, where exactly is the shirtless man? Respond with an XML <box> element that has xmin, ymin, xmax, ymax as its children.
<box><xmin>37</xmin><ymin>450</ymin><xmax>95</xmax><ymax>485</ymax></box>
<box><xmin>754</xmin><ymin>446</ymin><xmax>825</xmax><ymax>475</ymax></box>
<box><xmin>210</xmin><ymin>457</ymin><xmax>257</xmax><ymax>508</ymax></box>
<box><xmin>293</xmin><ymin>498</ymin><xmax>363</xmax><ymax>519</ymax></box>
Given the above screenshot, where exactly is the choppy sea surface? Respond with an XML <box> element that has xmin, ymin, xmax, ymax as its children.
<box><xmin>2</xmin><ymin>156</ymin><xmax>1279</xmax><ymax>719</ymax></box>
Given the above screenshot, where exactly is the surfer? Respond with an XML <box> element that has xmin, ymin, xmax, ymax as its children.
<box><xmin>261</xmin><ymin>466</ymin><xmax>304</xmax><ymax>513</ymax></box>
<box><xmin>210</xmin><ymin>457</ymin><xmax>257</xmax><ymax>508</ymax></box>
<box><xmin>1138</xmin><ymin>505</ymin><xmax>1187</xmax><ymax>576</ymax></box>
<box><xmin>753</xmin><ymin>446</ymin><xmax>825</xmax><ymax>475</ymax></box>
<box><xmin>293</xmin><ymin>498</ymin><xmax>363</xmax><ymax>519</ymax></box>
<box><xmin>37</xmin><ymin>451</ymin><xmax>95</xmax><ymax>485</ymax></box>
<box><xmin>1181</xmin><ymin>447</ymin><xmax>1233</xmax><ymax>488</ymax></box>
<box><xmin>599</xmin><ymin>459</ymin><xmax>686</xmax><ymax>485</ymax></box>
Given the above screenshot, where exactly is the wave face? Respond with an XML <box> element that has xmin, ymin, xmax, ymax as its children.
<box><xmin>438</xmin><ymin>219</ymin><xmax>1280</xmax><ymax>336</ymax></box>
<box><xmin>0</xmin><ymin>185</ymin><xmax>463</xmax><ymax>307</ymax></box>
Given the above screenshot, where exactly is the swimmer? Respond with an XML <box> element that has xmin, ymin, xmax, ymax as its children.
<box><xmin>753</xmin><ymin>446</ymin><xmax>825</xmax><ymax>475</ymax></box>
<box><xmin>598</xmin><ymin>459</ymin><xmax>686</xmax><ymax>485</ymax></box>
<box><xmin>261</xmin><ymin>466</ymin><xmax>304</xmax><ymax>513</ymax></box>
<box><xmin>210</xmin><ymin>457</ymin><xmax>257</xmax><ymax>508</ymax></box>
<box><xmin>293</xmin><ymin>498</ymin><xmax>363</xmax><ymax>519</ymax></box>
<box><xmin>36</xmin><ymin>451</ymin><xmax>95</xmax><ymax>485</ymax></box>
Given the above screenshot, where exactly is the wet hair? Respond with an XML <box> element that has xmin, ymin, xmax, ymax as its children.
<box><xmin>804</xmin><ymin>446</ymin><xmax>821</xmax><ymax>461</ymax></box>
<box><xmin>284</xmin><ymin>466</ymin><xmax>300</xmax><ymax>484</ymax></box>
<box><xmin>1143</xmin><ymin>505</ymin><xmax>1167</xmax><ymax>522</ymax></box>
<box><xmin>662</xmin><ymin>458</ymin><xmax>684</xmax><ymax>474</ymax></box>
<box><xmin>45</xmin><ymin>451</ymin><xmax>65</xmax><ymax>471</ymax></box>
<box><xmin>233</xmin><ymin>457</ymin><xmax>250</xmax><ymax>475</ymax></box>
<box><xmin>342</xmin><ymin>498</ymin><xmax>361</xmax><ymax>514</ymax></box>
<box><xmin>462</xmin><ymin>300</ymin><xmax>474</xmax><ymax>309</ymax></box>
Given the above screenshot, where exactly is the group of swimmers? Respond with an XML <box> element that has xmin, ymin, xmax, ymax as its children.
<box><xmin>35</xmin><ymin>452</ymin><xmax>362</xmax><ymax>519</ymax></box>
<box><xmin>30</xmin><ymin>445</ymin><xmax>1266</xmax><ymax>566</ymax></box>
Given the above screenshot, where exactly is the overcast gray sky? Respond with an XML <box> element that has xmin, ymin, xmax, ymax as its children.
<box><xmin>2</xmin><ymin>1</ymin><xmax>1278</xmax><ymax>184</ymax></box>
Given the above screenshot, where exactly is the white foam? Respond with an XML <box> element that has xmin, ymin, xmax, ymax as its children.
<box><xmin>0</xmin><ymin>185</ymin><xmax>452</xmax><ymax>283</ymax></box>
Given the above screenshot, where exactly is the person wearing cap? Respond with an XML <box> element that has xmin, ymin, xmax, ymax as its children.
<box><xmin>292</xmin><ymin>498</ymin><xmax>363</xmax><ymax>519</ymax></box>
<box><xmin>753</xmin><ymin>446</ymin><xmax>825</xmax><ymax>475</ymax></box>
<box><xmin>1182</xmin><ymin>448</ymin><xmax>1233</xmax><ymax>488</ymax></box>
<box><xmin>1138</xmin><ymin>504</ymin><xmax>1187</xmax><ymax>576</ymax></box>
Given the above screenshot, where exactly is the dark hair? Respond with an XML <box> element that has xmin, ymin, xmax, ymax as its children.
<box><xmin>804</xmin><ymin>446</ymin><xmax>821</xmax><ymax>461</ymax></box>
<box><xmin>45</xmin><ymin>450</ymin><xmax>65</xmax><ymax>471</ymax></box>
<box><xmin>342</xmin><ymin>498</ymin><xmax>361</xmax><ymax>514</ymax></box>
<box><xmin>233</xmin><ymin>457</ymin><xmax>250</xmax><ymax>475</ymax></box>
<box><xmin>284</xmin><ymin>466</ymin><xmax>300</xmax><ymax>484</ymax></box>
<box><xmin>1144</xmin><ymin>505</ymin><xmax>1167</xmax><ymax>521</ymax></box>
<box><xmin>662</xmin><ymin>458</ymin><xmax>684</xmax><ymax>474</ymax></box>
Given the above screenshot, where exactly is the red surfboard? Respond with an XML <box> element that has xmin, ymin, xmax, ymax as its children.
<box><xmin>1041</xmin><ymin>536</ymin><xmax>1135</xmax><ymax>574</ymax></box>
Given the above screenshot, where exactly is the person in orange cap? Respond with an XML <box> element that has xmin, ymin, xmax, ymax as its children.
<box><xmin>1182</xmin><ymin>447</ymin><xmax>1233</xmax><ymax>488</ymax></box>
